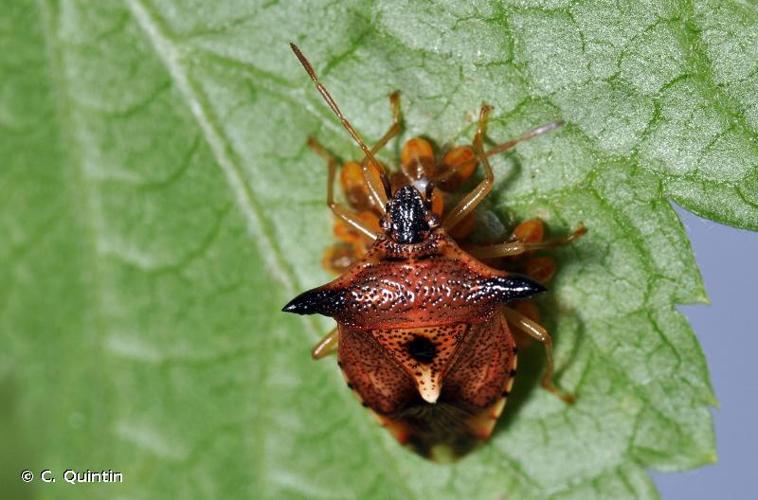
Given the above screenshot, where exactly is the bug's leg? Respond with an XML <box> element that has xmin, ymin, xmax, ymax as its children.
<box><xmin>307</xmin><ymin>138</ymin><xmax>380</xmax><ymax>241</ymax></box>
<box><xmin>311</xmin><ymin>327</ymin><xmax>339</xmax><ymax>360</ymax></box>
<box><xmin>441</xmin><ymin>117</ymin><xmax>564</xmax><ymax>231</ymax></box>
<box><xmin>425</xmin><ymin>144</ymin><xmax>478</xmax><ymax>239</ymax></box>
<box><xmin>443</xmin><ymin>104</ymin><xmax>495</xmax><ymax>231</ymax></box>
<box><xmin>466</xmin><ymin>223</ymin><xmax>586</xmax><ymax>260</ymax></box>
<box><xmin>356</xmin><ymin>92</ymin><xmax>402</xmax><ymax>209</ymax></box>
<box><xmin>507</xmin><ymin>218</ymin><xmax>557</xmax><ymax>281</ymax></box>
<box><xmin>503</xmin><ymin>307</ymin><xmax>575</xmax><ymax>404</ymax></box>
<box><xmin>448</xmin><ymin>211</ymin><xmax>478</xmax><ymax>241</ymax></box>
<box><xmin>291</xmin><ymin>43</ymin><xmax>389</xmax><ymax>212</ymax></box>
<box><xmin>363</xmin><ymin>91</ymin><xmax>403</xmax><ymax>162</ymax></box>
<box><xmin>339</xmin><ymin>162</ymin><xmax>380</xmax><ymax>212</ymax></box>
<box><xmin>340</xmin><ymin>92</ymin><xmax>402</xmax><ymax>212</ymax></box>
<box><xmin>329</xmin><ymin>211</ymin><xmax>381</xmax><ymax>273</ymax></box>
<box><xmin>466</xmin><ymin>240</ymin><xmax>527</xmax><ymax>259</ymax></box>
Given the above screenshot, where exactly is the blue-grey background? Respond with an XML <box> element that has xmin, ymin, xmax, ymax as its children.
<box><xmin>652</xmin><ymin>207</ymin><xmax>757</xmax><ymax>499</ymax></box>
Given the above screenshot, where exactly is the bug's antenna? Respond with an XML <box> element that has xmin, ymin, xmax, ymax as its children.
<box><xmin>381</xmin><ymin>173</ymin><xmax>393</xmax><ymax>199</ymax></box>
<box><xmin>290</xmin><ymin>43</ymin><xmax>389</xmax><ymax>209</ymax></box>
<box><xmin>485</xmin><ymin>120</ymin><xmax>564</xmax><ymax>157</ymax></box>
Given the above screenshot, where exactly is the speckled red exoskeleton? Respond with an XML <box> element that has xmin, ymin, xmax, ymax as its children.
<box><xmin>283</xmin><ymin>43</ymin><xmax>586</xmax><ymax>455</ymax></box>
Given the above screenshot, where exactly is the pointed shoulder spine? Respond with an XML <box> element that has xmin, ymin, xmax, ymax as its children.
<box><xmin>282</xmin><ymin>286</ymin><xmax>347</xmax><ymax>317</ymax></box>
<box><xmin>469</xmin><ymin>274</ymin><xmax>547</xmax><ymax>303</ymax></box>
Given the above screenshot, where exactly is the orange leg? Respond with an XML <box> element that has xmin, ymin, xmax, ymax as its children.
<box><xmin>312</xmin><ymin>95</ymin><xmax>398</xmax><ymax>272</ymax></box>
<box><xmin>339</xmin><ymin>161</ymin><xmax>380</xmax><ymax>212</ymax></box>
<box><xmin>443</xmin><ymin>105</ymin><xmax>496</xmax><ymax>231</ymax></box>
<box><xmin>354</xmin><ymin>91</ymin><xmax>402</xmax><ymax>210</ymax></box>
<box><xmin>307</xmin><ymin>138</ymin><xmax>380</xmax><ymax>241</ymax></box>
<box><xmin>441</xmin><ymin>117</ymin><xmax>564</xmax><ymax>231</ymax></box>
<box><xmin>467</xmin><ymin>224</ymin><xmax>586</xmax><ymax>260</ymax></box>
<box><xmin>503</xmin><ymin>307</ymin><xmax>575</xmax><ymax>404</ymax></box>
<box><xmin>328</xmin><ymin>211</ymin><xmax>380</xmax><ymax>273</ymax></box>
<box><xmin>447</xmin><ymin>211</ymin><xmax>477</xmax><ymax>241</ymax></box>
<box><xmin>291</xmin><ymin>43</ymin><xmax>390</xmax><ymax>212</ymax></box>
<box><xmin>361</xmin><ymin>91</ymin><xmax>402</xmax><ymax>171</ymax></box>
<box><xmin>435</xmin><ymin>146</ymin><xmax>479</xmax><ymax>240</ymax></box>
<box><xmin>311</xmin><ymin>327</ymin><xmax>339</xmax><ymax>359</ymax></box>
<box><xmin>338</xmin><ymin>92</ymin><xmax>402</xmax><ymax>211</ymax></box>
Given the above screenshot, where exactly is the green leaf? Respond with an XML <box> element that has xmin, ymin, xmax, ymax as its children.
<box><xmin>2</xmin><ymin>0</ymin><xmax>755</xmax><ymax>498</ymax></box>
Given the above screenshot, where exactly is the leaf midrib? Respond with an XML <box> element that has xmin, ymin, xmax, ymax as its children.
<box><xmin>123</xmin><ymin>1</ymin><xmax>425</xmax><ymax>498</ymax></box>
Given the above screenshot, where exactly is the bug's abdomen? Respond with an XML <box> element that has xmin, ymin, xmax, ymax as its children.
<box><xmin>338</xmin><ymin>312</ymin><xmax>517</xmax><ymax>451</ymax></box>
<box><xmin>338</xmin><ymin>326</ymin><xmax>419</xmax><ymax>415</ymax></box>
<box><xmin>352</xmin><ymin>323</ymin><xmax>470</xmax><ymax>405</ymax></box>
<box><xmin>443</xmin><ymin>312</ymin><xmax>516</xmax><ymax>409</ymax></box>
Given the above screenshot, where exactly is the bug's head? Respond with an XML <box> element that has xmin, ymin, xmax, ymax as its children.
<box><xmin>381</xmin><ymin>185</ymin><xmax>439</xmax><ymax>244</ymax></box>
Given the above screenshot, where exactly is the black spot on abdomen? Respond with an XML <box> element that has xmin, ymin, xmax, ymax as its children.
<box><xmin>406</xmin><ymin>336</ymin><xmax>437</xmax><ymax>364</ymax></box>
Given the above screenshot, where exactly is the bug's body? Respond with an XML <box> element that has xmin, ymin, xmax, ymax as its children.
<box><xmin>285</xmin><ymin>222</ymin><xmax>539</xmax><ymax>448</ymax></box>
<box><xmin>283</xmin><ymin>43</ymin><xmax>585</xmax><ymax>456</ymax></box>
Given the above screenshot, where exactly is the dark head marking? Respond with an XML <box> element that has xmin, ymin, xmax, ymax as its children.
<box><xmin>382</xmin><ymin>185</ymin><xmax>435</xmax><ymax>244</ymax></box>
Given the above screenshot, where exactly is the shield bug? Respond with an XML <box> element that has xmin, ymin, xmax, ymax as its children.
<box><xmin>283</xmin><ymin>43</ymin><xmax>586</xmax><ymax>455</ymax></box>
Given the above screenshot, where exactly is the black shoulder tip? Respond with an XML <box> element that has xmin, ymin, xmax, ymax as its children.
<box><xmin>281</xmin><ymin>299</ymin><xmax>301</xmax><ymax>313</ymax></box>
<box><xmin>282</xmin><ymin>287</ymin><xmax>345</xmax><ymax>317</ymax></box>
<box><xmin>505</xmin><ymin>274</ymin><xmax>547</xmax><ymax>297</ymax></box>
<box><xmin>475</xmin><ymin>274</ymin><xmax>547</xmax><ymax>303</ymax></box>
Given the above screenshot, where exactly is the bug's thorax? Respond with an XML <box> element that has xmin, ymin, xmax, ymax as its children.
<box><xmin>283</xmin><ymin>220</ymin><xmax>545</xmax><ymax>327</ymax></box>
<box><xmin>370</xmin><ymin>228</ymin><xmax>445</xmax><ymax>261</ymax></box>
<box><xmin>329</xmin><ymin>228</ymin><xmax>543</xmax><ymax>328</ymax></box>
